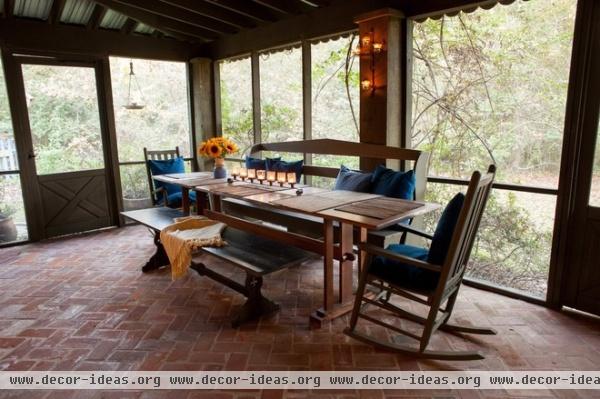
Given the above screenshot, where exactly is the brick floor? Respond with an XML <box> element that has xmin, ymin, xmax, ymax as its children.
<box><xmin>0</xmin><ymin>225</ymin><xmax>599</xmax><ymax>398</ymax></box>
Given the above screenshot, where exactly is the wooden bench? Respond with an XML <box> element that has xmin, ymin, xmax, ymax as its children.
<box><xmin>223</xmin><ymin>138</ymin><xmax>430</xmax><ymax>247</ymax></box>
<box><xmin>121</xmin><ymin>207</ymin><xmax>315</xmax><ymax>327</ymax></box>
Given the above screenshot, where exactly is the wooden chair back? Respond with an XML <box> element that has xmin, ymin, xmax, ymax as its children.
<box><xmin>249</xmin><ymin>139</ymin><xmax>430</xmax><ymax>201</ymax></box>
<box><xmin>437</xmin><ymin>164</ymin><xmax>496</xmax><ymax>296</ymax></box>
<box><xmin>143</xmin><ymin>146</ymin><xmax>181</xmax><ymax>205</ymax></box>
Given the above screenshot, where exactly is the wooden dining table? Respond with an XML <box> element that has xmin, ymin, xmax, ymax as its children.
<box><xmin>151</xmin><ymin>172</ymin><xmax>439</xmax><ymax>327</ymax></box>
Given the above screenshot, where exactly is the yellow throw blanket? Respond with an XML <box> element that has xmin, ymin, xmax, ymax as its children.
<box><xmin>160</xmin><ymin>216</ymin><xmax>227</xmax><ymax>279</ymax></box>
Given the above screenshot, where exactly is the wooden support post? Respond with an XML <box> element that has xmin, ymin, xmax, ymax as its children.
<box><xmin>355</xmin><ymin>8</ymin><xmax>405</xmax><ymax>171</ymax></box>
<box><xmin>339</xmin><ymin>222</ymin><xmax>354</xmax><ymax>304</ymax></box>
<box><xmin>251</xmin><ymin>51</ymin><xmax>262</xmax><ymax>150</ymax></box>
<box><xmin>302</xmin><ymin>40</ymin><xmax>313</xmax><ymax>185</ymax></box>
<box><xmin>189</xmin><ymin>57</ymin><xmax>216</xmax><ymax>171</ymax></box>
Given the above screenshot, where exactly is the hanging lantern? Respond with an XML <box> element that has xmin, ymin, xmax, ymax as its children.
<box><xmin>124</xmin><ymin>61</ymin><xmax>145</xmax><ymax>110</ymax></box>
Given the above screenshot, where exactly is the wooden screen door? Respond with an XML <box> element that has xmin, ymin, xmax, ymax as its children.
<box><xmin>16</xmin><ymin>58</ymin><xmax>116</xmax><ymax>239</ymax></box>
<box><xmin>559</xmin><ymin>0</ymin><xmax>600</xmax><ymax>316</ymax></box>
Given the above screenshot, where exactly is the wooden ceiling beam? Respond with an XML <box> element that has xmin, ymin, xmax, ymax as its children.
<box><xmin>114</xmin><ymin>0</ymin><xmax>239</xmax><ymax>34</ymax></box>
<box><xmin>92</xmin><ymin>0</ymin><xmax>217</xmax><ymax>42</ymax></box>
<box><xmin>48</xmin><ymin>0</ymin><xmax>66</xmax><ymax>24</ymax></box>
<box><xmin>203</xmin><ymin>0</ymin><xmax>279</xmax><ymax>23</ymax></box>
<box><xmin>120</xmin><ymin>18</ymin><xmax>138</xmax><ymax>34</ymax></box>
<box><xmin>86</xmin><ymin>4</ymin><xmax>107</xmax><ymax>29</ymax></box>
<box><xmin>159</xmin><ymin>0</ymin><xmax>257</xmax><ymax>29</ymax></box>
<box><xmin>251</xmin><ymin>0</ymin><xmax>312</xmax><ymax>15</ymax></box>
<box><xmin>201</xmin><ymin>0</ymin><xmax>392</xmax><ymax>59</ymax></box>
<box><xmin>0</xmin><ymin>17</ymin><xmax>194</xmax><ymax>61</ymax></box>
<box><xmin>3</xmin><ymin>0</ymin><xmax>13</xmax><ymax>18</ymax></box>
<box><xmin>299</xmin><ymin>0</ymin><xmax>330</xmax><ymax>6</ymax></box>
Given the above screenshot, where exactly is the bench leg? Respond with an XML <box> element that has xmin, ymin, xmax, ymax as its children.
<box><xmin>142</xmin><ymin>231</ymin><xmax>170</xmax><ymax>273</ymax></box>
<box><xmin>232</xmin><ymin>275</ymin><xmax>279</xmax><ymax>328</ymax></box>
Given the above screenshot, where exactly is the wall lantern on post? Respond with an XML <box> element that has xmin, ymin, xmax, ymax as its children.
<box><xmin>354</xmin><ymin>28</ymin><xmax>385</xmax><ymax>96</ymax></box>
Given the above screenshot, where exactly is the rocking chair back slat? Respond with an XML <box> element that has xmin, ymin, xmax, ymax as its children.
<box><xmin>143</xmin><ymin>147</ymin><xmax>181</xmax><ymax>205</ymax></box>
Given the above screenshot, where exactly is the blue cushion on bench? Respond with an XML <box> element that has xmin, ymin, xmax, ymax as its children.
<box><xmin>148</xmin><ymin>157</ymin><xmax>185</xmax><ymax>197</ymax></box>
<box><xmin>428</xmin><ymin>193</ymin><xmax>465</xmax><ymax>266</ymax></box>
<box><xmin>245</xmin><ymin>156</ymin><xmax>281</xmax><ymax>170</ymax></box>
<box><xmin>334</xmin><ymin>165</ymin><xmax>372</xmax><ymax>192</ymax></box>
<box><xmin>370</xmin><ymin>165</ymin><xmax>416</xmax><ymax>200</ymax></box>
<box><xmin>370</xmin><ymin>243</ymin><xmax>440</xmax><ymax>291</ymax></box>
<box><xmin>268</xmin><ymin>159</ymin><xmax>304</xmax><ymax>183</ymax></box>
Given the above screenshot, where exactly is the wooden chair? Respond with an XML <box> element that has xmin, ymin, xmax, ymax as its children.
<box><xmin>345</xmin><ymin>165</ymin><xmax>497</xmax><ymax>360</ymax></box>
<box><xmin>143</xmin><ymin>146</ymin><xmax>180</xmax><ymax>206</ymax></box>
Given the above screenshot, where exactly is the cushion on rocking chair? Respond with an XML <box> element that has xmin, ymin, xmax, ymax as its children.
<box><xmin>370</xmin><ymin>244</ymin><xmax>440</xmax><ymax>291</ymax></box>
<box><xmin>158</xmin><ymin>190</ymin><xmax>197</xmax><ymax>208</ymax></box>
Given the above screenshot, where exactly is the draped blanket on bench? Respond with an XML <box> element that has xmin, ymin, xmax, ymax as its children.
<box><xmin>160</xmin><ymin>216</ymin><xmax>227</xmax><ymax>279</ymax></box>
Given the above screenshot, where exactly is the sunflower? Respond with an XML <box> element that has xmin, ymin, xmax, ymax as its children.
<box><xmin>208</xmin><ymin>144</ymin><xmax>221</xmax><ymax>157</ymax></box>
<box><xmin>225</xmin><ymin>142</ymin><xmax>238</xmax><ymax>154</ymax></box>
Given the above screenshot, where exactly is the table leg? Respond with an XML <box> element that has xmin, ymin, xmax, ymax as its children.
<box><xmin>196</xmin><ymin>191</ymin><xmax>208</xmax><ymax>216</ymax></box>
<box><xmin>182</xmin><ymin>187</ymin><xmax>190</xmax><ymax>214</ymax></box>
<box><xmin>339</xmin><ymin>222</ymin><xmax>354</xmax><ymax>304</ymax></box>
<box><xmin>141</xmin><ymin>230</ymin><xmax>169</xmax><ymax>273</ymax></box>
<box><xmin>358</xmin><ymin>227</ymin><xmax>367</xmax><ymax>276</ymax></box>
<box><xmin>310</xmin><ymin>219</ymin><xmax>335</xmax><ymax>328</ymax></box>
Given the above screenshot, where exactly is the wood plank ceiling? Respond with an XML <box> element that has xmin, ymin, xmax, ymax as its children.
<box><xmin>0</xmin><ymin>0</ymin><xmax>520</xmax><ymax>60</ymax></box>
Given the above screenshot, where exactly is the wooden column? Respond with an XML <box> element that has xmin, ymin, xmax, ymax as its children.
<box><xmin>251</xmin><ymin>51</ymin><xmax>262</xmax><ymax>148</ymax></box>
<box><xmin>355</xmin><ymin>8</ymin><xmax>406</xmax><ymax>171</ymax></box>
<box><xmin>189</xmin><ymin>57</ymin><xmax>216</xmax><ymax>171</ymax></box>
<box><xmin>302</xmin><ymin>40</ymin><xmax>313</xmax><ymax>185</ymax></box>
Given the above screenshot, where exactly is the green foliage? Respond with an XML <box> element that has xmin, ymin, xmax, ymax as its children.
<box><xmin>413</xmin><ymin>0</ymin><xmax>576</xmax><ymax>296</ymax></box>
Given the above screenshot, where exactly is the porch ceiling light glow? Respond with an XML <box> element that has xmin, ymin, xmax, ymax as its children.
<box><xmin>124</xmin><ymin>61</ymin><xmax>145</xmax><ymax>110</ymax></box>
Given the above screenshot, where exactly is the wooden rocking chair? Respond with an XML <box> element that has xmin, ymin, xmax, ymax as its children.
<box><xmin>345</xmin><ymin>165</ymin><xmax>497</xmax><ymax>360</ymax></box>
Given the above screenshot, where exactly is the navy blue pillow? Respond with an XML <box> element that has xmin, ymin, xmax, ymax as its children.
<box><xmin>148</xmin><ymin>157</ymin><xmax>185</xmax><ymax>196</ymax></box>
<box><xmin>334</xmin><ymin>165</ymin><xmax>372</xmax><ymax>192</ymax></box>
<box><xmin>245</xmin><ymin>156</ymin><xmax>281</xmax><ymax>170</ymax></box>
<box><xmin>371</xmin><ymin>244</ymin><xmax>439</xmax><ymax>291</ymax></box>
<box><xmin>268</xmin><ymin>159</ymin><xmax>304</xmax><ymax>183</ymax></box>
<box><xmin>371</xmin><ymin>165</ymin><xmax>416</xmax><ymax>200</ymax></box>
<box><xmin>427</xmin><ymin>193</ymin><xmax>465</xmax><ymax>266</ymax></box>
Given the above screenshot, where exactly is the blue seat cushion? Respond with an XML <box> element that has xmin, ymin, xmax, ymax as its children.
<box><xmin>158</xmin><ymin>190</ymin><xmax>197</xmax><ymax>208</ymax></box>
<box><xmin>245</xmin><ymin>156</ymin><xmax>281</xmax><ymax>170</ymax></box>
<box><xmin>148</xmin><ymin>157</ymin><xmax>185</xmax><ymax>197</ymax></box>
<box><xmin>428</xmin><ymin>193</ymin><xmax>465</xmax><ymax>266</ymax></box>
<box><xmin>334</xmin><ymin>165</ymin><xmax>372</xmax><ymax>192</ymax></box>
<box><xmin>370</xmin><ymin>165</ymin><xmax>416</xmax><ymax>200</ymax></box>
<box><xmin>370</xmin><ymin>244</ymin><xmax>440</xmax><ymax>291</ymax></box>
<box><xmin>267</xmin><ymin>159</ymin><xmax>304</xmax><ymax>183</ymax></box>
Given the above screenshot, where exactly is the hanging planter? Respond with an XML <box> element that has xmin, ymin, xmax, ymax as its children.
<box><xmin>124</xmin><ymin>61</ymin><xmax>145</xmax><ymax>110</ymax></box>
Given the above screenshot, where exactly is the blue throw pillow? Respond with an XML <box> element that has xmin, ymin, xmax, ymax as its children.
<box><xmin>371</xmin><ymin>244</ymin><xmax>439</xmax><ymax>291</ymax></box>
<box><xmin>245</xmin><ymin>156</ymin><xmax>281</xmax><ymax>170</ymax></box>
<box><xmin>334</xmin><ymin>165</ymin><xmax>372</xmax><ymax>192</ymax></box>
<box><xmin>370</xmin><ymin>165</ymin><xmax>416</xmax><ymax>200</ymax></box>
<box><xmin>148</xmin><ymin>157</ymin><xmax>185</xmax><ymax>196</ymax></box>
<box><xmin>268</xmin><ymin>159</ymin><xmax>304</xmax><ymax>182</ymax></box>
<box><xmin>427</xmin><ymin>193</ymin><xmax>465</xmax><ymax>266</ymax></box>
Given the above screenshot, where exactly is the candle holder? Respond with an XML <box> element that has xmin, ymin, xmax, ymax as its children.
<box><xmin>266</xmin><ymin>171</ymin><xmax>276</xmax><ymax>186</ymax></box>
<box><xmin>231</xmin><ymin>166</ymin><xmax>241</xmax><ymax>180</ymax></box>
<box><xmin>276</xmin><ymin>171</ymin><xmax>287</xmax><ymax>187</ymax></box>
<box><xmin>247</xmin><ymin>168</ymin><xmax>256</xmax><ymax>183</ymax></box>
<box><xmin>239</xmin><ymin>167</ymin><xmax>248</xmax><ymax>181</ymax></box>
<box><xmin>286</xmin><ymin>172</ymin><xmax>296</xmax><ymax>189</ymax></box>
<box><xmin>256</xmin><ymin>169</ymin><xmax>266</xmax><ymax>185</ymax></box>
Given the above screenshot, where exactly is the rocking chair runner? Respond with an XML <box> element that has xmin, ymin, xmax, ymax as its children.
<box><xmin>345</xmin><ymin>165</ymin><xmax>497</xmax><ymax>361</ymax></box>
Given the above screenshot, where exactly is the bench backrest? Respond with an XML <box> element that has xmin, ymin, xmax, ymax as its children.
<box><xmin>249</xmin><ymin>139</ymin><xmax>430</xmax><ymax>201</ymax></box>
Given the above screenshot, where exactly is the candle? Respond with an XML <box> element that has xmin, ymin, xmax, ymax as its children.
<box><xmin>287</xmin><ymin>172</ymin><xmax>296</xmax><ymax>184</ymax></box>
<box><xmin>266</xmin><ymin>170</ymin><xmax>276</xmax><ymax>185</ymax></box>
<box><xmin>232</xmin><ymin>166</ymin><xmax>240</xmax><ymax>179</ymax></box>
<box><xmin>257</xmin><ymin>169</ymin><xmax>266</xmax><ymax>182</ymax></box>
<box><xmin>247</xmin><ymin>169</ymin><xmax>256</xmax><ymax>180</ymax></box>
<box><xmin>239</xmin><ymin>167</ymin><xmax>247</xmax><ymax>180</ymax></box>
<box><xmin>277</xmin><ymin>171</ymin><xmax>287</xmax><ymax>186</ymax></box>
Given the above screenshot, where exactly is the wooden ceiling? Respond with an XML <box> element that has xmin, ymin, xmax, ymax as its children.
<box><xmin>0</xmin><ymin>0</ymin><xmax>519</xmax><ymax>60</ymax></box>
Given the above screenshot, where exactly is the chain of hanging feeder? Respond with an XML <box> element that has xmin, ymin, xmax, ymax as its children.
<box><xmin>124</xmin><ymin>61</ymin><xmax>145</xmax><ymax>110</ymax></box>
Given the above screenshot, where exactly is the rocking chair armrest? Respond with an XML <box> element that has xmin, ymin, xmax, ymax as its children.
<box><xmin>393</xmin><ymin>224</ymin><xmax>434</xmax><ymax>240</ymax></box>
<box><xmin>358</xmin><ymin>243</ymin><xmax>442</xmax><ymax>273</ymax></box>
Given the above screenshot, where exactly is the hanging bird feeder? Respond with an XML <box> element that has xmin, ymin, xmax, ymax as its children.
<box><xmin>124</xmin><ymin>61</ymin><xmax>145</xmax><ymax>110</ymax></box>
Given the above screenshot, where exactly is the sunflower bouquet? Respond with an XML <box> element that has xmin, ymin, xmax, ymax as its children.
<box><xmin>198</xmin><ymin>137</ymin><xmax>238</xmax><ymax>159</ymax></box>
